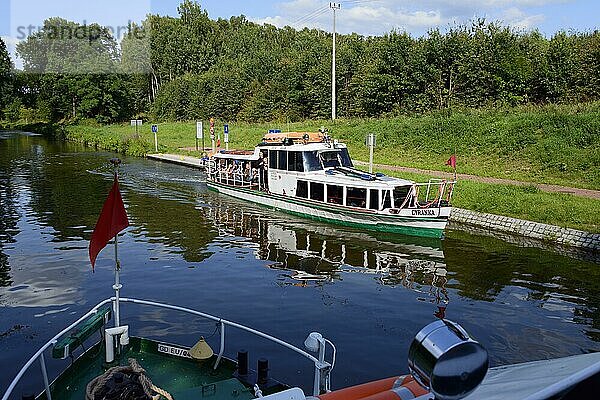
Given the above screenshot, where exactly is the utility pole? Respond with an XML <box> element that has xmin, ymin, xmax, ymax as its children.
<box><xmin>330</xmin><ymin>2</ymin><xmax>341</xmax><ymax>121</ymax></box>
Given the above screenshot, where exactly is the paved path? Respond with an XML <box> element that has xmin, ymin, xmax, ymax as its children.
<box><xmin>354</xmin><ymin>161</ymin><xmax>600</xmax><ymax>200</ymax></box>
<box><xmin>147</xmin><ymin>153</ymin><xmax>206</xmax><ymax>169</ymax></box>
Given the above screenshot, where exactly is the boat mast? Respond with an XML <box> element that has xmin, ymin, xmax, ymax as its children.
<box><xmin>110</xmin><ymin>158</ymin><xmax>123</xmax><ymax>327</ymax></box>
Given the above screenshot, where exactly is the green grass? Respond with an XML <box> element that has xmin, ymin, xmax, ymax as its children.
<box><xmin>53</xmin><ymin>103</ymin><xmax>600</xmax><ymax>233</ymax></box>
<box><xmin>378</xmin><ymin>169</ymin><xmax>599</xmax><ymax>233</ymax></box>
<box><xmin>65</xmin><ymin>102</ymin><xmax>600</xmax><ymax>190</ymax></box>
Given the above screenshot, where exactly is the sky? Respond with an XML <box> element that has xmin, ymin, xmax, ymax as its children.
<box><xmin>1</xmin><ymin>0</ymin><xmax>599</xmax><ymax>66</ymax></box>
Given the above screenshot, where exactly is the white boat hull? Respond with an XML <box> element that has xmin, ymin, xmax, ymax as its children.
<box><xmin>207</xmin><ymin>181</ymin><xmax>450</xmax><ymax>238</ymax></box>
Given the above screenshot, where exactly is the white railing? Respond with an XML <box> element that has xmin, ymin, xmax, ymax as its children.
<box><xmin>414</xmin><ymin>179</ymin><xmax>456</xmax><ymax>207</ymax></box>
<box><xmin>1</xmin><ymin>298</ymin><xmax>114</xmax><ymax>400</ymax></box>
<box><xmin>2</xmin><ymin>297</ymin><xmax>330</xmax><ymax>400</ymax></box>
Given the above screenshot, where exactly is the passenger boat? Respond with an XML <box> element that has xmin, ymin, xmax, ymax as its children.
<box><xmin>206</xmin><ymin>130</ymin><xmax>456</xmax><ymax>239</ymax></box>
<box><xmin>3</xmin><ymin>160</ymin><xmax>600</xmax><ymax>400</ymax></box>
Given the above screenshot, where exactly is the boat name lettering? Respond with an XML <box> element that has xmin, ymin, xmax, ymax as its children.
<box><xmin>158</xmin><ymin>344</ymin><xmax>192</xmax><ymax>359</ymax></box>
<box><xmin>412</xmin><ymin>209</ymin><xmax>436</xmax><ymax>216</ymax></box>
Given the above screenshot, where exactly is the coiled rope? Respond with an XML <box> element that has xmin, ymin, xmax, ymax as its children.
<box><xmin>86</xmin><ymin>358</ymin><xmax>173</xmax><ymax>400</ymax></box>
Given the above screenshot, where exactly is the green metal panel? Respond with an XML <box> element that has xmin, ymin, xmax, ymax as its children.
<box><xmin>52</xmin><ymin>306</ymin><xmax>111</xmax><ymax>359</ymax></box>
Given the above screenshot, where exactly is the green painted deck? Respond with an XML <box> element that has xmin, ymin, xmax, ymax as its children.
<box><xmin>44</xmin><ymin>337</ymin><xmax>262</xmax><ymax>400</ymax></box>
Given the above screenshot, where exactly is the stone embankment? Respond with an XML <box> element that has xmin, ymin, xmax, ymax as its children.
<box><xmin>450</xmin><ymin>208</ymin><xmax>600</xmax><ymax>252</ymax></box>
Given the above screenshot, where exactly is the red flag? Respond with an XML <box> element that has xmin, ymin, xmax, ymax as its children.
<box><xmin>446</xmin><ymin>155</ymin><xmax>457</xmax><ymax>169</ymax></box>
<box><xmin>89</xmin><ymin>176</ymin><xmax>129</xmax><ymax>270</ymax></box>
<box><xmin>217</xmin><ymin>139</ymin><xmax>221</xmax><ymax>147</ymax></box>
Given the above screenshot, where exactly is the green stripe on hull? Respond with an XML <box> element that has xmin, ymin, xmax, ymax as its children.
<box><xmin>285</xmin><ymin>208</ymin><xmax>444</xmax><ymax>238</ymax></box>
<box><xmin>207</xmin><ymin>182</ymin><xmax>446</xmax><ymax>239</ymax></box>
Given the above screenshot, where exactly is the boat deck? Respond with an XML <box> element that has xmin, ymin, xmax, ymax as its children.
<box><xmin>45</xmin><ymin>337</ymin><xmax>256</xmax><ymax>400</ymax></box>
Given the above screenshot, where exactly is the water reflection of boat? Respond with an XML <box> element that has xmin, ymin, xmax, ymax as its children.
<box><xmin>205</xmin><ymin>198</ymin><xmax>449</xmax><ymax>310</ymax></box>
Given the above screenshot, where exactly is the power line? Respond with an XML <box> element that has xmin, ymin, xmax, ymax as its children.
<box><xmin>291</xmin><ymin>5</ymin><xmax>329</xmax><ymax>28</ymax></box>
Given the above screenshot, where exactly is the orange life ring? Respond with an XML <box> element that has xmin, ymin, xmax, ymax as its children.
<box><xmin>318</xmin><ymin>375</ymin><xmax>428</xmax><ymax>400</ymax></box>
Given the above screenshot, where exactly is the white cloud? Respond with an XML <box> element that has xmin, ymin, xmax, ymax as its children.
<box><xmin>501</xmin><ymin>7</ymin><xmax>545</xmax><ymax>29</ymax></box>
<box><xmin>1</xmin><ymin>35</ymin><xmax>21</xmax><ymax>47</ymax></box>
<box><xmin>248</xmin><ymin>0</ymin><xmax>572</xmax><ymax>36</ymax></box>
<box><xmin>1</xmin><ymin>35</ymin><xmax>23</xmax><ymax>67</ymax></box>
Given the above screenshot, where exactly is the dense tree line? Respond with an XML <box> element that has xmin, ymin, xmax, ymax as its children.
<box><xmin>3</xmin><ymin>0</ymin><xmax>600</xmax><ymax>124</ymax></box>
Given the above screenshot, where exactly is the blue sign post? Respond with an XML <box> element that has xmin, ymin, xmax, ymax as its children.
<box><xmin>224</xmin><ymin>124</ymin><xmax>230</xmax><ymax>150</ymax></box>
<box><xmin>151</xmin><ymin>125</ymin><xmax>158</xmax><ymax>152</ymax></box>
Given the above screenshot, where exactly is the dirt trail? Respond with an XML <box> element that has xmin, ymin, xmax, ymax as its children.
<box><xmin>353</xmin><ymin>161</ymin><xmax>600</xmax><ymax>200</ymax></box>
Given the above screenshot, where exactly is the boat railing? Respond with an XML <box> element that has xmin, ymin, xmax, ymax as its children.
<box><xmin>413</xmin><ymin>179</ymin><xmax>456</xmax><ymax>208</ymax></box>
<box><xmin>208</xmin><ymin>161</ymin><xmax>259</xmax><ymax>189</ymax></box>
<box><xmin>1</xmin><ymin>298</ymin><xmax>114</xmax><ymax>400</ymax></box>
<box><xmin>2</xmin><ymin>297</ymin><xmax>329</xmax><ymax>400</ymax></box>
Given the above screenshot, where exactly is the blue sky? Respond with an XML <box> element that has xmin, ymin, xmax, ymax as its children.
<box><xmin>2</xmin><ymin>0</ymin><xmax>599</xmax><ymax>64</ymax></box>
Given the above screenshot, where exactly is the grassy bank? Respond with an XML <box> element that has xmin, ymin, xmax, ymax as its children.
<box><xmin>13</xmin><ymin>103</ymin><xmax>599</xmax><ymax>232</ymax></box>
<box><xmin>65</xmin><ymin>102</ymin><xmax>600</xmax><ymax>190</ymax></box>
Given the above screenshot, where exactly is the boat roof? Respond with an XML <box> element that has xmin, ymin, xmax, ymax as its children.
<box><xmin>262</xmin><ymin>131</ymin><xmax>326</xmax><ymax>144</ymax></box>
<box><xmin>464</xmin><ymin>352</ymin><xmax>600</xmax><ymax>400</ymax></box>
<box><xmin>258</xmin><ymin>142</ymin><xmax>349</xmax><ymax>151</ymax></box>
<box><xmin>214</xmin><ymin>148</ymin><xmax>261</xmax><ymax>161</ymax></box>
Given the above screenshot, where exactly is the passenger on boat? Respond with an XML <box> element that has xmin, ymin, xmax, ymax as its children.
<box><xmin>244</xmin><ymin>163</ymin><xmax>252</xmax><ymax>182</ymax></box>
<box><xmin>258</xmin><ymin>153</ymin><xmax>269</xmax><ymax>191</ymax></box>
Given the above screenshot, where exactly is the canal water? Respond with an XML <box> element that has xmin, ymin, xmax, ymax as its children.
<box><xmin>1</xmin><ymin>131</ymin><xmax>599</xmax><ymax>395</ymax></box>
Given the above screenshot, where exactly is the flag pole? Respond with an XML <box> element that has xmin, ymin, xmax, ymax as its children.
<box><xmin>110</xmin><ymin>158</ymin><xmax>123</xmax><ymax>328</ymax></box>
<box><xmin>453</xmin><ymin>147</ymin><xmax>457</xmax><ymax>182</ymax></box>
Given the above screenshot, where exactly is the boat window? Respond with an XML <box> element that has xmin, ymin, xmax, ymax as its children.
<box><xmin>288</xmin><ymin>151</ymin><xmax>305</xmax><ymax>172</ymax></box>
<box><xmin>310</xmin><ymin>182</ymin><xmax>324</xmax><ymax>201</ymax></box>
<box><xmin>278</xmin><ymin>150</ymin><xmax>288</xmax><ymax>170</ymax></box>
<box><xmin>321</xmin><ymin>151</ymin><xmax>341</xmax><ymax>168</ymax></box>
<box><xmin>297</xmin><ymin>180</ymin><xmax>308</xmax><ymax>198</ymax></box>
<box><xmin>327</xmin><ymin>184</ymin><xmax>343</xmax><ymax>205</ymax></box>
<box><xmin>347</xmin><ymin>187</ymin><xmax>367</xmax><ymax>208</ymax></box>
<box><xmin>382</xmin><ymin>190</ymin><xmax>392</xmax><ymax>209</ymax></box>
<box><xmin>269</xmin><ymin>150</ymin><xmax>278</xmax><ymax>169</ymax></box>
<box><xmin>369</xmin><ymin>189</ymin><xmax>379</xmax><ymax>210</ymax></box>
<box><xmin>394</xmin><ymin>186</ymin><xmax>410</xmax><ymax>209</ymax></box>
<box><xmin>339</xmin><ymin>148</ymin><xmax>353</xmax><ymax>167</ymax></box>
<box><xmin>304</xmin><ymin>151</ymin><xmax>322</xmax><ymax>171</ymax></box>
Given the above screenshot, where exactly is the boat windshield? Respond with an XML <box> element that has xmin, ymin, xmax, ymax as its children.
<box><xmin>393</xmin><ymin>186</ymin><xmax>411</xmax><ymax>208</ymax></box>
<box><xmin>303</xmin><ymin>151</ymin><xmax>322</xmax><ymax>171</ymax></box>
<box><xmin>321</xmin><ymin>152</ymin><xmax>340</xmax><ymax>168</ymax></box>
<box><xmin>339</xmin><ymin>148</ymin><xmax>353</xmax><ymax>167</ymax></box>
<box><xmin>320</xmin><ymin>150</ymin><xmax>352</xmax><ymax>168</ymax></box>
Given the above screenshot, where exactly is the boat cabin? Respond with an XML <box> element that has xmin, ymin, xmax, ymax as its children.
<box><xmin>207</xmin><ymin>131</ymin><xmax>454</xmax><ymax>214</ymax></box>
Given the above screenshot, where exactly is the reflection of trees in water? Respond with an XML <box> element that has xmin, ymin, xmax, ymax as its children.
<box><xmin>126</xmin><ymin>190</ymin><xmax>217</xmax><ymax>263</ymax></box>
<box><xmin>444</xmin><ymin>231</ymin><xmax>600</xmax><ymax>342</ymax></box>
<box><xmin>26</xmin><ymin>153</ymin><xmax>109</xmax><ymax>243</ymax></box>
<box><xmin>206</xmin><ymin>202</ymin><xmax>449</xmax><ymax>310</ymax></box>
<box><xmin>1</xmin><ymin>133</ymin><xmax>218</xmax><ymax>278</ymax></box>
<box><xmin>0</xmin><ymin>139</ymin><xmax>23</xmax><ymax>287</ymax></box>
<box><xmin>1</xmin><ymin>134</ymin><xmax>108</xmax><ymax>244</ymax></box>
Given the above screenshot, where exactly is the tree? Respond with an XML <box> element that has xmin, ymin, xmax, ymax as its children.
<box><xmin>16</xmin><ymin>18</ymin><xmax>134</xmax><ymax>122</ymax></box>
<box><xmin>0</xmin><ymin>37</ymin><xmax>14</xmax><ymax>119</ymax></box>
